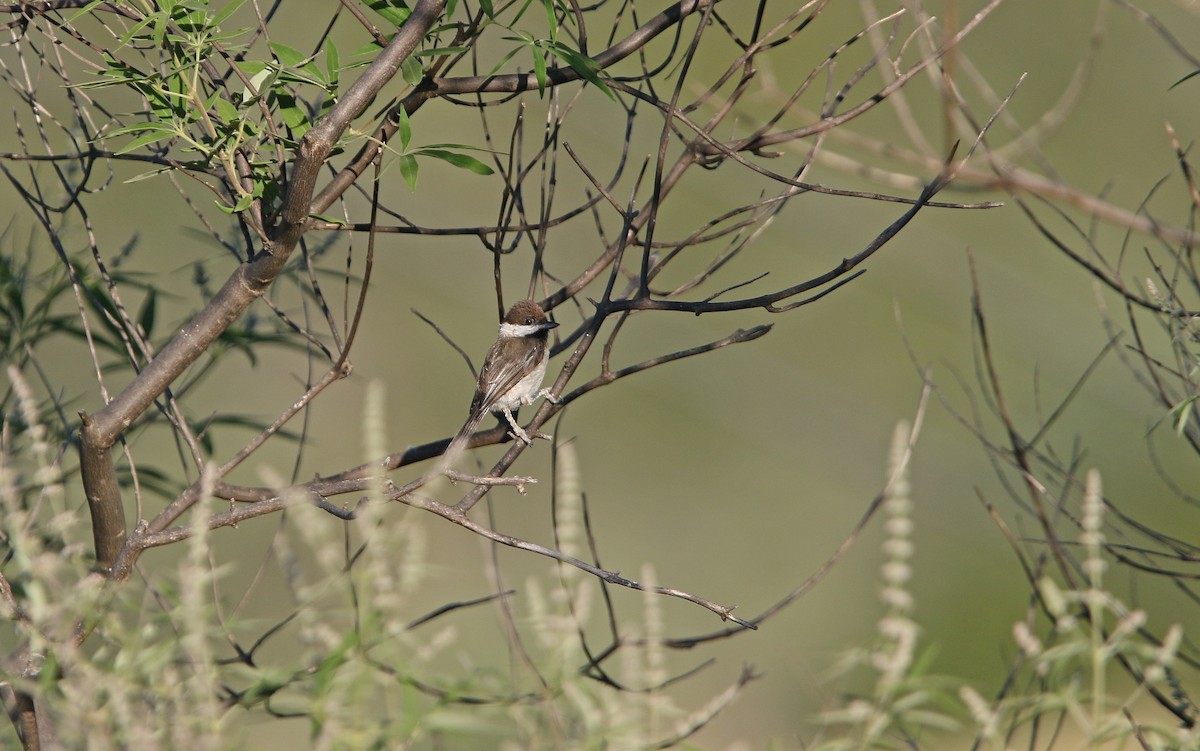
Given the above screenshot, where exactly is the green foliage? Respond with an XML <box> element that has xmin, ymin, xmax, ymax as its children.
<box><xmin>2</xmin><ymin>362</ymin><xmax>1193</xmax><ymax>749</ymax></box>
<box><xmin>66</xmin><ymin>0</ymin><xmax>609</xmax><ymax>212</ymax></box>
<box><xmin>0</xmin><ymin>239</ymin><xmax>311</xmax><ymax>500</ymax></box>
<box><xmin>812</xmin><ymin>424</ymin><xmax>963</xmax><ymax>751</ymax></box>
<box><xmin>0</xmin><ymin>246</ymin><xmax>80</xmax><ymax>362</ymax></box>
<box><xmin>75</xmin><ymin>0</ymin><xmax>342</xmax><ymax>213</ymax></box>
<box><xmin>0</xmin><ymin>390</ymin><xmax>741</xmax><ymax>749</ymax></box>
<box><xmin>811</xmin><ymin>433</ymin><xmax>1195</xmax><ymax>751</ymax></box>
<box><xmin>491</xmin><ymin>30</ymin><xmax>614</xmax><ymax>100</ymax></box>
<box><xmin>961</xmin><ymin>471</ymin><xmax>1195</xmax><ymax>751</ymax></box>
<box><xmin>391</xmin><ymin>106</ymin><xmax>495</xmax><ymax>191</ymax></box>
<box><xmin>4</xmin><ymin>0</ymin><xmax>1195</xmax><ymax>747</ymax></box>
<box><xmin>469</xmin><ymin>0</ymin><xmax>620</xmax><ymax>102</ymax></box>
<box><xmin>363</xmin><ymin>0</ymin><xmax>412</xmax><ymax>28</ymax></box>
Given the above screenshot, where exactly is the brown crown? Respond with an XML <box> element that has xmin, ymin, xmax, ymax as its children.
<box><xmin>503</xmin><ymin>299</ymin><xmax>549</xmax><ymax>326</ymax></box>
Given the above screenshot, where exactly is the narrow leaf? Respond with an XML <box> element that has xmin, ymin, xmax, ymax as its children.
<box><xmin>364</xmin><ymin>0</ymin><xmax>411</xmax><ymax>26</ymax></box>
<box><xmin>210</xmin><ymin>0</ymin><xmax>248</xmax><ymax>27</ymax></box>
<box><xmin>115</xmin><ymin>129</ymin><xmax>176</xmax><ymax>154</ymax></box>
<box><xmin>486</xmin><ymin>45</ymin><xmax>524</xmax><ymax>78</ymax></box>
<box><xmin>398</xmin><ymin>106</ymin><xmax>412</xmax><ymax>151</ymax></box>
<box><xmin>415</xmin><ymin>148</ymin><xmax>494</xmax><ymax>175</ymax></box>
<box><xmin>532</xmin><ymin>46</ymin><xmax>547</xmax><ymax>96</ymax></box>
<box><xmin>552</xmin><ymin>42</ymin><xmax>615</xmax><ymax>100</ymax></box>
<box><xmin>137</xmin><ymin>289</ymin><xmax>157</xmax><ymax>337</ymax></box>
<box><xmin>1172</xmin><ymin>396</ymin><xmax>1197</xmax><ymax>435</ymax></box>
<box><xmin>400</xmin><ymin>154</ymin><xmax>419</xmax><ymax>190</ymax></box>
<box><xmin>414</xmin><ymin>46</ymin><xmax>469</xmax><ymax>57</ymax></box>
<box><xmin>104</xmin><ymin>121</ymin><xmax>176</xmax><ymax>138</ymax></box>
<box><xmin>268</xmin><ymin>42</ymin><xmax>309</xmax><ymax>68</ymax></box>
<box><xmin>325</xmin><ymin>38</ymin><xmax>340</xmax><ymax>84</ymax></box>
<box><xmin>66</xmin><ymin>0</ymin><xmax>112</xmax><ymax>23</ymax></box>
<box><xmin>544</xmin><ymin>0</ymin><xmax>557</xmax><ymax>43</ymax></box>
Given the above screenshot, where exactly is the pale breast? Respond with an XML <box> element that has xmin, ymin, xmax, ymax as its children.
<box><xmin>492</xmin><ymin>357</ymin><xmax>548</xmax><ymax>412</ymax></box>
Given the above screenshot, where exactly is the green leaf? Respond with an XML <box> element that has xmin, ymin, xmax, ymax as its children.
<box><xmin>228</xmin><ymin>665</ymin><xmax>291</xmax><ymax>708</ymax></box>
<box><xmin>173</xmin><ymin>7</ymin><xmax>209</xmax><ymax>31</ymax></box>
<box><xmin>210</xmin><ymin>0</ymin><xmax>248</xmax><ymax>27</ymax></box>
<box><xmin>364</xmin><ymin>0</ymin><xmax>411</xmax><ymax>26</ymax></box>
<box><xmin>414</xmin><ymin>46</ymin><xmax>469</xmax><ymax>57</ymax></box>
<box><xmin>399</xmin><ymin>154</ymin><xmax>419</xmax><ymax>190</ymax></box>
<box><xmin>137</xmin><ymin>289</ymin><xmax>157</xmax><ymax>338</ymax></box>
<box><xmin>104</xmin><ymin>120</ymin><xmax>174</xmax><ymax>138</ymax></box>
<box><xmin>1172</xmin><ymin>396</ymin><xmax>1198</xmax><ymax>435</ymax></box>
<box><xmin>265</xmin><ymin>45</ymin><xmax>326</xmax><ymax>87</ymax></box>
<box><xmin>242</xmin><ymin>65</ymin><xmax>276</xmax><ymax>104</ymax></box>
<box><xmin>115</xmin><ymin>463</ymin><xmax>183</xmax><ymax>499</ymax></box>
<box><xmin>325</xmin><ymin>38</ymin><xmax>340</xmax><ymax>84</ymax></box>
<box><xmin>544</xmin><ymin>0</ymin><xmax>557</xmax><ymax>43</ymax></box>
<box><xmin>268</xmin><ymin>42</ymin><xmax>309</xmax><ymax>68</ymax></box>
<box><xmin>478</xmin><ymin>0</ymin><xmax>493</xmax><ymax>18</ymax></box>
<box><xmin>414</xmin><ymin>148</ymin><xmax>494</xmax><ymax>175</ymax></box>
<box><xmin>400</xmin><ymin>55</ymin><xmax>423</xmax><ymax>86</ymax></box>
<box><xmin>398</xmin><ymin>106</ymin><xmax>412</xmax><ymax>151</ymax></box>
<box><xmin>312</xmin><ymin>631</ymin><xmax>359</xmax><ymax>699</ymax></box>
<box><xmin>214</xmin><ymin>190</ymin><xmax>256</xmax><ymax>214</ymax></box>
<box><xmin>233</xmin><ymin>191</ymin><xmax>256</xmax><ymax>212</ymax></box>
<box><xmin>151</xmin><ymin>7</ymin><xmax>168</xmax><ymax>46</ymax></box>
<box><xmin>0</xmin><ymin>257</ymin><xmax>24</xmax><ymax>325</ymax></box>
<box><xmin>349</xmin><ymin>40</ymin><xmax>387</xmax><ymax>58</ymax></box>
<box><xmin>66</xmin><ymin>0</ymin><xmax>113</xmax><ymax>24</ymax></box>
<box><xmin>421</xmin><ymin>141</ymin><xmax>498</xmax><ymax>154</ymax></box>
<box><xmin>213</xmin><ymin>96</ymin><xmax>239</xmax><ymax>123</ymax></box>
<box><xmin>532</xmin><ymin>46</ymin><xmax>547</xmax><ymax>96</ymax></box>
<box><xmin>486</xmin><ymin>44</ymin><xmax>525</xmax><ymax>78</ymax></box>
<box><xmin>199</xmin><ymin>414</ymin><xmax>302</xmax><ymax>444</ymax></box>
<box><xmin>550</xmin><ymin>42</ymin><xmax>615</xmax><ymax>99</ymax></box>
<box><xmin>275</xmin><ymin>92</ymin><xmax>308</xmax><ymax>130</ymax></box>
<box><xmin>80</xmin><ymin>279</ymin><xmax>123</xmax><ymax>340</ymax></box>
<box><xmin>116</xmin><ymin>13</ymin><xmax>161</xmax><ymax>50</ymax></box>
<box><xmin>124</xmin><ymin>167</ymin><xmax>174</xmax><ymax>183</ymax></box>
<box><xmin>114</xmin><ymin>128</ymin><xmax>177</xmax><ymax>155</ymax></box>
<box><xmin>508</xmin><ymin>0</ymin><xmax>535</xmax><ymax>25</ymax></box>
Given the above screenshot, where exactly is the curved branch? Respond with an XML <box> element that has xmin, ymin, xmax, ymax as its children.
<box><xmin>78</xmin><ymin>0</ymin><xmax>448</xmax><ymax>573</ymax></box>
<box><xmin>310</xmin><ymin>0</ymin><xmax>717</xmax><ymax>215</ymax></box>
<box><xmin>425</xmin><ymin>0</ymin><xmax>715</xmax><ymax>97</ymax></box>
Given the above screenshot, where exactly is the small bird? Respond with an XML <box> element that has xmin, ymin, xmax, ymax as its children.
<box><xmin>445</xmin><ymin>299</ymin><xmax>560</xmax><ymax>461</ymax></box>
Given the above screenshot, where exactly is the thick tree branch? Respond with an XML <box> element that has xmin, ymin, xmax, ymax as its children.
<box><xmin>76</xmin><ymin>0</ymin><xmax>448</xmax><ymax>572</ymax></box>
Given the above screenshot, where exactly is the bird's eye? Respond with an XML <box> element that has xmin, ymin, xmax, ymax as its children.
<box><xmin>526</xmin><ymin>317</ymin><xmax>534</xmax><ymax>325</ymax></box>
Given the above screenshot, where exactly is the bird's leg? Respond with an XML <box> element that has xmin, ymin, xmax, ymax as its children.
<box><xmin>500</xmin><ymin>405</ymin><xmax>533</xmax><ymax>445</ymax></box>
<box><xmin>517</xmin><ymin>390</ymin><xmax>556</xmax><ymax>441</ymax></box>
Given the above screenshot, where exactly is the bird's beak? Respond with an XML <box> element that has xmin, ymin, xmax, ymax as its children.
<box><xmin>542</xmin><ymin>320</ymin><xmax>559</xmax><ymax>330</ymax></box>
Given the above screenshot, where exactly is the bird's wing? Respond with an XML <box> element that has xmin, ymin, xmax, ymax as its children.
<box><xmin>468</xmin><ymin>338</ymin><xmax>542</xmax><ymax>418</ymax></box>
<box><xmin>445</xmin><ymin>339</ymin><xmax>541</xmax><ymax>461</ymax></box>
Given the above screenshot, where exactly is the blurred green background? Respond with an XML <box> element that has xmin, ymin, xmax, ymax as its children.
<box><xmin>5</xmin><ymin>0</ymin><xmax>1199</xmax><ymax>746</ymax></box>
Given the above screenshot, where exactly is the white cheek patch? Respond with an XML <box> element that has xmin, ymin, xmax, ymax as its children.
<box><xmin>498</xmin><ymin>322</ymin><xmax>542</xmax><ymax>337</ymax></box>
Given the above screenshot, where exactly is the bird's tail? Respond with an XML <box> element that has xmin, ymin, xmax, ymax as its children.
<box><xmin>434</xmin><ymin>410</ymin><xmax>486</xmax><ymax>477</ymax></box>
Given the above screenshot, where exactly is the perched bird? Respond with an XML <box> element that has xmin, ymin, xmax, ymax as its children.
<box><xmin>445</xmin><ymin>299</ymin><xmax>559</xmax><ymax>461</ymax></box>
